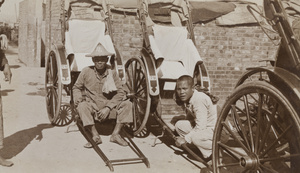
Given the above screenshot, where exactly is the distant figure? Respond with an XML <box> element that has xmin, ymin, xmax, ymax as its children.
<box><xmin>73</xmin><ymin>43</ymin><xmax>132</xmax><ymax>148</ymax></box>
<box><xmin>174</xmin><ymin>75</ymin><xmax>217</xmax><ymax>162</ymax></box>
<box><xmin>0</xmin><ymin>33</ymin><xmax>13</xmax><ymax>166</ymax></box>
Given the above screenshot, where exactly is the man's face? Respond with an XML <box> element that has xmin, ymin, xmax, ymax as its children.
<box><xmin>93</xmin><ymin>56</ymin><xmax>108</xmax><ymax>70</ymax></box>
<box><xmin>176</xmin><ymin>80</ymin><xmax>194</xmax><ymax>102</ymax></box>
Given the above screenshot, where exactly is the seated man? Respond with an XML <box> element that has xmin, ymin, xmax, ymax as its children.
<box><xmin>73</xmin><ymin>43</ymin><xmax>132</xmax><ymax>148</ymax></box>
<box><xmin>174</xmin><ymin>75</ymin><xmax>217</xmax><ymax>162</ymax></box>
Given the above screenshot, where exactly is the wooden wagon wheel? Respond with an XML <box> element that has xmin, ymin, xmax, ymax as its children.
<box><xmin>45</xmin><ymin>50</ymin><xmax>62</xmax><ymax>125</ymax></box>
<box><xmin>212</xmin><ymin>81</ymin><xmax>300</xmax><ymax>172</ymax></box>
<box><xmin>124</xmin><ymin>57</ymin><xmax>151</xmax><ymax>136</ymax></box>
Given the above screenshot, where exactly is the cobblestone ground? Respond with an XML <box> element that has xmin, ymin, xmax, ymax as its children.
<box><xmin>0</xmin><ymin>43</ymin><xmax>205</xmax><ymax>173</ymax></box>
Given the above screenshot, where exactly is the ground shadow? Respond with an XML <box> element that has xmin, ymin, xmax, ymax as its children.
<box><xmin>9</xmin><ymin>65</ymin><xmax>21</xmax><ymax>69</ymax></box>
<box><xmin>147</xmin><ymin>115</ymin><xmax>205</xmax><ymax>168</ymax></box>
<box><xmin>1</xmin><ymin>89</ymin><xmax>15</xmax><ymax>96</ymax></box>
<box><xmin>26</xmin><ymin>87</ymin><xmax>45</xmax><ymax>97</ymax></box>
<box><xmin>0</xmin><ymin>123</ymin><xmax>54</xmax><ymax>159</ymax></box>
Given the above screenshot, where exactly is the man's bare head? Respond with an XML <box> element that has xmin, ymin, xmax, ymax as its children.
<box><xmin>176</xmin><ymin>75</ymin><xmax>194</xmax><ymax>102</ymax></box>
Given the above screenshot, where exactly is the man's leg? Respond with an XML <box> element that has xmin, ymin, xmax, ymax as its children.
<box><xmin>77</xmin><ymin>102</ymin><xmax>102</xmax><ymax>147</ymax></box>
<box><xmin>175</xmin><ymin>120</ymin><xmax>193</xmax><ymax>137</ymax></box>
<box><xmin>110</xmin><ymin>100</ymin><xmax>133</xmax><ymax>146</ymax></box>
<box><xmin>190</xmin><ymin>128</ymin><xmax>214</xmax><ymax>159</ymax></box>
<box><xmin>0</xmin><ymin>90</ymin><xmax>13</xmax><ymax>167</ymax></box>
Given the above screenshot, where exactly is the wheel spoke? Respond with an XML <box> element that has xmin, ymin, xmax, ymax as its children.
<box><xmin>136</xmin><ymin>74</ymin><xmax>145</xmax><ymax>92</ymax></box>
<box><xmin>260</xmin><ymin>153</ymin><xmax>300</xmax><ymax>163</ymax></box>
<box><xmin>217</xmin><ymin>162</ymin><xmax>240</xmax><ymax>168</ymax></box>
<box><xmin>136</xmin><ymin>96</ymin><xmax>147</xmax><ymax>102</ymax></box>
<box><xmin>259</xmin><ymin>164</ymin><xmax>280</xmax><ymax>173</ymax></box>
<box><xmin>231</xmin><ymin>105</ymin><xmax>251</xmax><ymax>150</ymax></box>
<box><xmin>222</xmin><ymin>121</ymin><xmax>250</xmax><ymax>153</ymax></box>
<box><xmin>218</xmin><ymin>142</ymin><xmax>245</xmax><ymax>158</ymax></box>
<box><xmin>257</xmin><ymin>102</ymin><xmax>279</xmax><ymax>155</ymax></box>
<box><xmin>260</xmin><ymin>125</ymin><xmax>293</xmax><ymax>157</ymax></box>
<box><xmin>136</xmin><ymin>86</ymin><xmax>147</xmax><ymax>96</ymax></box>
<box><xmin>135</xmin><ymin>98</ymin><xmax>146</xmax><ymax>114</ymax></box>
<box><xmin>132</xmin><ymin>101</ymin><xmax>137</xmax><ymax>130</ymax></box>
<box><xmin>132</xmin><ymin>61</ymin><xmax>137</xmax><ymax>91</ymax></box>
<box><xmin>243</xmin><ymin>95</ymin><xmax>255</xmax><ymax>152</ymax></box>
<box><xmin>255</xmin><ymin>93</ymin><xmax>263</xmax><ymax>153</ymax></box>
<box><xmin>125</xmin><ymin>66</ymin><xmax>133</xmax><ymax>90</ymax></box>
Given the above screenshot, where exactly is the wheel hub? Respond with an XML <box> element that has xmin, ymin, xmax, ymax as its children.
<box><xmin>240</xmin><ymin>154</ymin><xmax>259</xmax><ymax>170</ymax></box>
<box><xmin>127</xmin><ymin>92</ymin><xmax>135</xmax><ymax>99</ymax></box>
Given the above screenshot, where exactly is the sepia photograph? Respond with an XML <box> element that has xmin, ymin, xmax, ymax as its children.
<box><xmin>0</xmin><ymin>0</ymin><xmax>299</xmax><ymax>172</ymax></box>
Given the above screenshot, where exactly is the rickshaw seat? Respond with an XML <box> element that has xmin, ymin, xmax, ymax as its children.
<box><xmin>149</xmin><ymin>24</ymin><xmax>202</xmax><ymax>79</ymax></box>
<box><xmin>65</xmin><ymin>19</ymin><xmax>115</xmax><ymax>71</ymax></box>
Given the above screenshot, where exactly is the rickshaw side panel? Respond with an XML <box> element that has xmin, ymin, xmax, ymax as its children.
<box><xmin>140</xmin><ymin>48</ymin><xmax>160</xmax><ymax>96</ymax></box>
<box><xmin>53</xmin><ymin>43</ymin><xmax>71</xmax><ymax>85</ymax></box>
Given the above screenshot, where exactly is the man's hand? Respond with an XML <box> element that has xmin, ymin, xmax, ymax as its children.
<box><xmin>3</xmin><ymin>64</ymin><xmax>11</xmax><ymax>84</ymax></box>
<box><xmin>175</xmin><ymin>136</ymin><xmax>187</xmax><ymax>147</ymax></box>
<box><xmin>95</xmin><ymin>107</ymin><xmax>110</xmax><ymax>122</ymax></box>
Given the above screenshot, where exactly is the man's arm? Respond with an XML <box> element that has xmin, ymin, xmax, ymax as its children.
<box><xmin>72</xmin><ymin>70</ymin><xmax>85</xmax><ymax>107</ymax></box>
<box><xmin>184</xmin><ymin>94</ymin><xmax>209</xmax><ymax>143</ymax></box>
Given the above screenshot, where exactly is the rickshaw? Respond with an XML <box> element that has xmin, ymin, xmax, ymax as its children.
<box><xmin>123</xmin><ymin>0</ymin><xmax>214</xmax><ymax>170</ymax></box>
<box><xmin>45</xmin><ymin>0</ymin><xmax>149</xmax><ymax>171</ymax></box>
<box><xmin>212</xmin><ymin>0</ymin><xmax>300</xmax><ymax>172</ymax></box>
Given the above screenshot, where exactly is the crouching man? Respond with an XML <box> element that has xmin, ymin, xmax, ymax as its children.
<box><xmin>174</xmin><ymin>75</ymin><xmax>217</xmax><ymax>162</ymax></box>
<box><xmin>73</xmin><ymin>43</ymin><xmax>132</xmax><ymax>148</ymax></box>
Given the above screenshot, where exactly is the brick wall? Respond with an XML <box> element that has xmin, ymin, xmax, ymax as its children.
<box><xmin>45</xmin><ymin>1</ymin><xmax>279</xmax><ymax>109</ymax></box>
<box><xmin>109</xmin><ymin>13</ymin><xmax>279</xmax><ymax>109</ymax></box>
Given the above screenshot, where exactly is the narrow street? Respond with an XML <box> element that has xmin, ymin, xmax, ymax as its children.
<box><xmin>0</xmin><ymin>43</ymin><xmax>204</xmax><ymax>173</ymax></box>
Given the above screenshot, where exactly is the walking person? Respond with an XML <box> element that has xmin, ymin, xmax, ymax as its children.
<box><xmin>0</xmin><ymin>33</ymin><xmax>13</xmax><ymax>167</ymax></box>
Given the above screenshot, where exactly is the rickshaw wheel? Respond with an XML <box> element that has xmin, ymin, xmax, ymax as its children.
<box><xmin>213</xmin><ymin>81</ymin><xmax>300</xmax><ymax>173</ymax></box>
<box><xmin>45</xmin><ymin>51</ymin><xmax>62</xmax><ymax>125</ymax></box>
<box><xmin>124</xmin><ymin>57</ymin><xmax>151</xmax><ymax>136</ymax></box>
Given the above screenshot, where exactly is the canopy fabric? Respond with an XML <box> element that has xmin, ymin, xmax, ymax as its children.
<box><xmin>215</xmin><ymin>2</ymin><xmax>262</xmax><ymax>25</ymax></box>
<box><xmin>65</xmin><ymin>19</ymin><xmax>115</xmax><ymax>71</ymax></box>
<box><xmin>190</xmin><ymin>1</ymin><xmax>236</xmax><ymax>22</ymax></box>
<box><xmin>63</xmin><ymin>0</ymin><xmax>289</xmax><ymax>26</ymax></box>
<box><xmin>149</xmin><ymin>24</ymin><xmax>202</xmax><ymax>79</ymax></box>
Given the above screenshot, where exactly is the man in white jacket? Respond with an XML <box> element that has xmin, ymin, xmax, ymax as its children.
<box><xmin>174</xmin><ymin>75</ymin><xmax>217</xmax><ymax>161</ymax></box>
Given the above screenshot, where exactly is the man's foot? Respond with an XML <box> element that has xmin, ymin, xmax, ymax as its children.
<box><xmin>0</xmin><ymin>156</ymin><xmax>13</xmax><ymax>167</ymax></box>
<box><xmin>84</xmin><ymin>136</ymin><xmax>102</xmax><ymax>148</ymax></box>
<box><xmin>110</xmin><ymin>134</ymin><xmax>128</xmax><ymax>146</ymax></box>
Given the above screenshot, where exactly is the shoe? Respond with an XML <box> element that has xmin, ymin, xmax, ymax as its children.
<box><xmin>84</xmin><ymin>136</ymin><xmax>102</xmax><ymax>148</ymax></box>
<box><xmin>110</xmin><ymin>134</ymin><xmax>128</xmax><ymax>146</ymax></box>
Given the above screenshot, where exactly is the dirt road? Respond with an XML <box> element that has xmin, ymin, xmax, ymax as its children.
<box><xmin>0</xmin><ymin>44</ymin><xmax>205</xmax><ymax>173</ymax></box>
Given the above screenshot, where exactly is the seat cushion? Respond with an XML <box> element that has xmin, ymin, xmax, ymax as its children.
<box><xmin>158</xmin><ymin>61</ymin><xmax>189</xmax><ymax>79</ymax></box>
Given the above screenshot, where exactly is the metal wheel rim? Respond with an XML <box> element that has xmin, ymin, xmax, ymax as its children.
<box><xmin>213</xmin><ymin>81</ymin><xmax>300</xmax><ymax>173</ymax></box>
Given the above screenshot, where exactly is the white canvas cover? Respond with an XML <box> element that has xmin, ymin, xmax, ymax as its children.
<box><xmin>65</xmin><ymin>19</ymin><xmax>115</xmax><ymax>71</ymax></box>
<box><xmin>149</xmin><ymin>24</ymin><xmax>202</xmax><ymax>79</ymax></box>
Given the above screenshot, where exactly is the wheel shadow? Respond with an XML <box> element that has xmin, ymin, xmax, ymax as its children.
<box><xmin>0</xmin><ymin>123</ymin><xmax>53</xmax><ymax>159</ymax></box>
